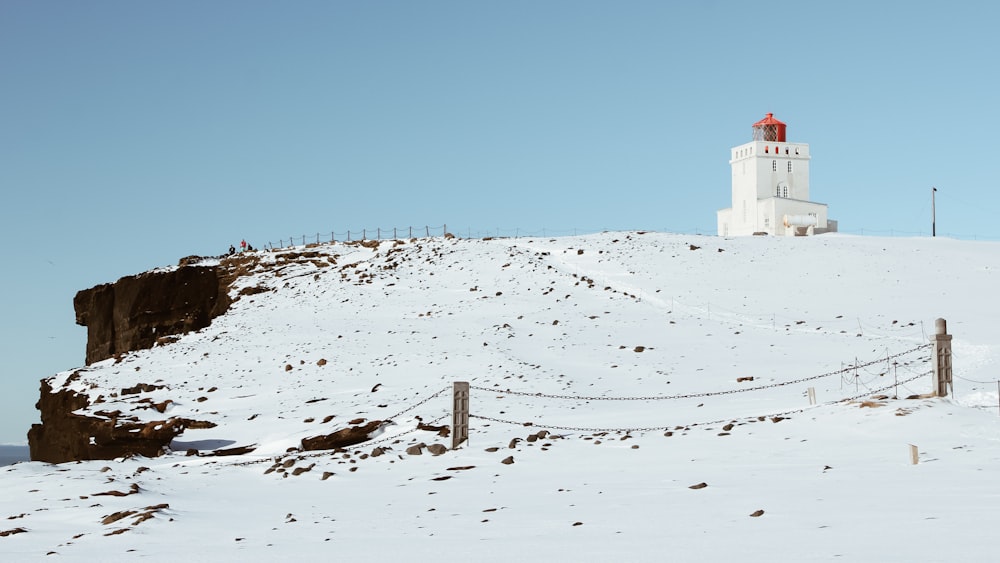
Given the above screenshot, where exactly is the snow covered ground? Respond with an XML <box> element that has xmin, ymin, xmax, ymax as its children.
<box><xmin>3</xmin><ymin>232</ymin><xmax>999</xmax><ymax>561</ymax></box>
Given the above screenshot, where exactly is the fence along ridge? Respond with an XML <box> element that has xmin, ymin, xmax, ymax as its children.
<box><xmin>472</xmin><ymin>343</ymin><xmax>931</xmax><ymax>402</ymax></box>
<box><xmin>264</xmin><ymin>225</ymin><xmax>1000</xmax><ymax>249</ymax></box>
<box><xmin>468</xmin><ymin>369</ymin><xmax>931</xmax><ymax>434</ymax></box>
<box><xmin>267</xmin><ymin>225</ymin><xmax>450</xmax><ymax>249</ymax></box>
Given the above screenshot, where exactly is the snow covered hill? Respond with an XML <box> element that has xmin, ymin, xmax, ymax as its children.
<box><xmin>3</xmin><ymin>232</ymin><xmax>999</xmax><ymax>561</ymax></box>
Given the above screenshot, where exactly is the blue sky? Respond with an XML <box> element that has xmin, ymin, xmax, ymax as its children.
<box><xmin>1</xmin><ymin>1</ymin><xmax>997</xmax><ymax>444</ymax></box>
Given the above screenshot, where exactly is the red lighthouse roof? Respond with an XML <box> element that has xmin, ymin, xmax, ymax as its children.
<box><xmin>752</xmin><ymin>112</ymin><xmax>786</xmax><ymax>142</ymax></box>
<box><xmin>753</xmin><ymin>112</ymin><xmax>785</xmax><ymax>127</ymax></box>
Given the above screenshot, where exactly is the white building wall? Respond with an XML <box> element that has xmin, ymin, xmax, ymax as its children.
<box><xmin>720</xmin><ymin>138</ymin><xmax>825</xmax><ymax>237</ymax></box>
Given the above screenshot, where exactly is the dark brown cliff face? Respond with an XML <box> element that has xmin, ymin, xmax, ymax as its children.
<box><xmin>28</xmin><ymin>378</ymin><xmax>217</xmax><ymax>463</ymax></box>
<box><xmin>30</xmin><ymin>261</ymin><xmax>238</xmax><ymax>462</ymax></box>
<box><xmin>74</xmin><ymin>265</ymin><xmax>230</xmax><ymax>365</ymax></box>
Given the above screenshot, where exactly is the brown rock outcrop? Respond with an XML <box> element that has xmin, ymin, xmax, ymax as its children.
<box><xmin>74</xmin><ymin>265</ymin><xmax>231</xmax><ymax>365</ymax></box>
<box><xmin>31</xmin><ymin>252</ymin><xmax>313</xmax><ymax>462</ymax></box>
<box><xmin>301</xmin><ymin>420</ymin><xmax>386</xmax><ymax>451</ymax></box>
<box><xmin>28</xmin><ymin>380</ymin><xmax>216</xmax><ymax>463</ymax></box>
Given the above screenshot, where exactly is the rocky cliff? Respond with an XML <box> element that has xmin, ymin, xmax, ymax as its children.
<box><xmin>27</xmin><ymin>377</ymin><xmax>217</xmax><ymax>463</ymax></box>
<box><xmin>28</xmin><ymin>249</ymin><xmax>352</xmax><ymax>463</ymax></box>
<box><xmin>30</xmin><ymin>257</ymin><xmax>239</xmax><ymax>463</ymax></box>
<box><xmin>73</xmin><ymin>264</ymin><xmax>231</xmax><ymax>365</ymax></box>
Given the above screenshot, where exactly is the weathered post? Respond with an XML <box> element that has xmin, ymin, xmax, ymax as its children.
<box><xmin>452</xmin><ymin>381</ymin><xmax>470</xmax><ymax>450</ymax></box>
<box><xmin>932</xmin><ymin>318</ymin><xmax>953</xmax><ymax>397</ymax></box>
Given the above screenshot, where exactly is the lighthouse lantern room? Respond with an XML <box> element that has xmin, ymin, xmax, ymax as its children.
<box><xmin>717</xmin><ymin>113</ymin><xmax>836</xmax><ymax>237</ymax></box>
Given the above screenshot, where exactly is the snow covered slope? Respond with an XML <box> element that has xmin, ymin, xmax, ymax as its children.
<box><xmin>3</xmin><ymin>232</ymin><xmax>999</xmax><ymax>561</ymax></box>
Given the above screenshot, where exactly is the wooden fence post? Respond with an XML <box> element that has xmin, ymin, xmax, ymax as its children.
<box><xmin>909</xmin><ymin>444</ymin><xmax>919</xmax><ymax>465</ymax></box>
<box><xmin>807</xmin><ymin>387</ymin><xmax>816</xmax><ymax>405</ymax></box>
<box><xmin>932</xmin><ymin>318</ymin><xmax>953</xmax><ymax>397</ymax></box>
<box><xmin>452</xmin><ymin>381</ymin><xmax>469</xmax><ymax>449</ymax></box>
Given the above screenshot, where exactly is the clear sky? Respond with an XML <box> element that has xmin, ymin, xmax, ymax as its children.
<box><xmin>1</xmin><ymin>1</ymin><xmax>998</xmax><ymax>444</ymax></box>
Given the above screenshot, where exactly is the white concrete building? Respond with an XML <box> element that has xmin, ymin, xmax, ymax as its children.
<box><xmin>717</xmin><ymin>113</ymin><xmax>836</xmax><ymax>237</ymax></box>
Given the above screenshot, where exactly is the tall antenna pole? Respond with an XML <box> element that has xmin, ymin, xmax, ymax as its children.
<box><xmin>932</xmin><ymin>186</ymin><xmax>937</xmax><ymax>237</ymax></box>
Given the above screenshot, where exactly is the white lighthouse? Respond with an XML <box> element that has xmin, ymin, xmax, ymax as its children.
<box><xmin>717</xmin><ymin>113</ymin><xmax>836</xmax><ymax>237</ymax></box>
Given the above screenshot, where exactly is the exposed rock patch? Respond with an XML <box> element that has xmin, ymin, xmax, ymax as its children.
<box><xmin>28</xmin><ymin>380</ymin><xmax>217</xmax><ymax>463</ymax></box>
<box><xmin>301</xmin><ymin>420</ymin><xmax>386</xmax><ymax>451</ymax></box>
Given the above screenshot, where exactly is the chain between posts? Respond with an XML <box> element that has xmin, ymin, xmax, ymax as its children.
<box><xmin>836</xmin><ymin>370</ymin><xmax>930</xmax><ymax>403</ymax></box>
<box><xmin>468</xmin><ymin>370</ymin><xmax>930</xmax><ymax>434</ymax></box>
<box><xmin>214</xmin><ymin>351</ymin><xmax>934</xmax><ymax>467</ymax></box>
<box><xmin>362</xmin><ymin>414</ymin><xmax>450</xmax><ymax>450</ymax></box>
<box><xmin>386</xmin><ymin>386</ymin><xmax>450</xmax><ymax>421</ymax></box>
<box><xmin>223</xmin><ymin>388</ymin><xmax>451</xmax><ymax>467</ymax></box>
<box><xmin>471</xmin><ymin>344</ymin><xmax>931</xmax><ymax>402</ymax></box>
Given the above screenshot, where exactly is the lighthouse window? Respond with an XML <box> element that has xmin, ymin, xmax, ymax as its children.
<box><xmin>772</xmin><ymin>160</ymin><xmax>777</xmax><ymax>172</ymax></box>
<box><xmin>782</xmin><ymin>186</ymin><xmax>788</xmax><ymax>198</ymax></box>
<box><xmin>787</xmin><ymin>161</ymin><xmax>792</xmax><ymax>172</ymax></box>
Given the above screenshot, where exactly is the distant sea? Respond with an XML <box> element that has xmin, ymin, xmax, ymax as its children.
<box><xmin>0</xmin><ymin>445</ymin><xmax>30</xmax><ymax>466</ymax></box>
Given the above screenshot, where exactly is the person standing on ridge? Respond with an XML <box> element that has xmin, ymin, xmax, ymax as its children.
<box><xmin>240</xmin><ymin>239</ymin><xmax>247</xmax><ymax>252</ymax></box>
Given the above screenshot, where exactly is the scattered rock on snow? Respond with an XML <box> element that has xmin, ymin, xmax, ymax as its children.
<box><xmin>301</xmin><ymin>420</ymin><xmax>386</xmax><ymax>451</ymax></box>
